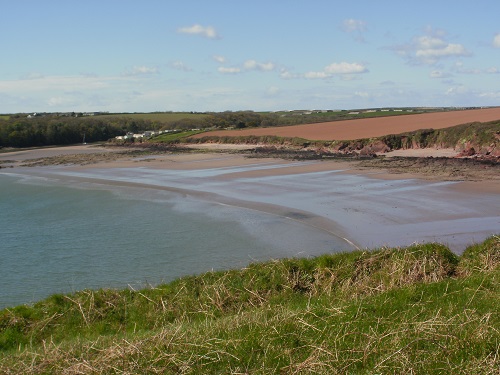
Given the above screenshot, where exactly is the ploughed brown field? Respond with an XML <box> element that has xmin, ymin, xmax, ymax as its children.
<box><xmin>191</xmin><ymin>107</ymin><xmax>500</xmax><ymax>141</ymax></box>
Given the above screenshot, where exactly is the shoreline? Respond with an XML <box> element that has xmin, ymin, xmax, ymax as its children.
<box><xmin>4</xmin><ymin>168</ymin><xmax>360</xmax><ymax>252</ymax></box>
<box><xmin>3</xmin><ymin>143</ymin><xmax>498</xmax><ymax>183</ymax></box>
<box><xmin>2</xmin><ymin>144</ymin><xmax>499</xmax><ymax>254</ymax></box>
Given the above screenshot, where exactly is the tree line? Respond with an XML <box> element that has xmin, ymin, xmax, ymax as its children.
<box><xmin>0</xmin><ymin>110</ymin><xmax>358</xmax><ymax>148</ymax></box>
<box><xmin>0</xmin><ymin>112</ymin><xmax>276</xmax><ymax>148</ymax></box>
<box><xmin>0</xmin><ymin>116</ymin><xmax>158</xmax><ymax>148</ymax></box>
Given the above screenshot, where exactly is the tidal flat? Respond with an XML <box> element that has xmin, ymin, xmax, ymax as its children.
<box><xmin>1</xmin><ymin>146</ymin><xmax>499</xmax><ymax>307</ymax></box>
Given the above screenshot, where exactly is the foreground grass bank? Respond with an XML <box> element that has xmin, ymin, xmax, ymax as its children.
<box><xmin>1</xmin><ymin>236</ymin><xmax>498</xmax><ymax>374</ymax></box>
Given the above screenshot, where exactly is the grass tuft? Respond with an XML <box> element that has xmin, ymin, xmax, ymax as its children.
<box><xmin>1</xmin><ymin>237</ymin><xmax>499</xmax><ymax>374</ymax></box>
<box><xmin>458</xmin><ymin>235</ymin><xmax>500</xmax><ymax>276</ymax></box>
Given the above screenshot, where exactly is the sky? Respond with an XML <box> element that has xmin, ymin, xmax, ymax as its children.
<box><xmin>1</xmin><ymin>0</ymin><xmax>500</xmax><ymax>113</ymax></box>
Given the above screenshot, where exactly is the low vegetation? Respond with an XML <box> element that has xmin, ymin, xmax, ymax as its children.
<box><xmin>188</xmin><ymin>120</ymin><xmax>500</xmax><ymax>159</ymax></box>
<box><xmin>149</xmin><ymin>130</ymin><xmax>205</xmax><ymax>143</ymax></box>
<box><xmin>0</xmin><ymin>108</ymin><xmax>461</xmax><ymax>149</ymax></box>
<box><xmin>94</xmin><ymin>112</ymin><xmax>208</xmax><ymax>123</ymax></box>
<box><xmin>1</xmin><ymin>236</ymin><xmax>498</xmax><ymax>374</ymax></box>
<box><xmin>381</xmin><ymin>120</ymin><xmax>500</xmax><ymax>152</ymax></box>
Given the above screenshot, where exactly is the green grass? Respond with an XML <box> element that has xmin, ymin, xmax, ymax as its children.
<box><xmin>148</xmin><ymin>130</ymin><xmax>205</xmax><ymax>143</ymax></box>
<box><xmin>0</xmin><ymin>115</ymin><xmax>10</xmax><ymax>121</ymax></box>
<box><xmin>0</xmin><ymin>236</ymin><xmax>498</xmax><ymax>374</ymax></box>
<box><xmin>270</xmin><ymin>108</ymin><xmax>451</xmax><ymax>126</ymax></box>
<box><xmin>379</xmin><ymin>120</ymin><xmax>500</xmax><ymax>151</ymax></box>
<box><xmin>91</xmin><ymin>112</ymin><xmax>209</xmax><ymax>122</ymax></box>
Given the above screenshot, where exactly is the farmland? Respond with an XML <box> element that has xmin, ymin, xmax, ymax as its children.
<box><xmin>191</xmin><ymin>107</ymin><xmax>500</xmax><ymax>141</ymax></box>
<box><xmin>87</xmin><ymin>111</ymin><xmax>209</xmax><ymax>122</ymax></box>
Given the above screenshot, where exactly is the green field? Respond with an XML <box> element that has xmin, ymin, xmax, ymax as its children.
<box><xmin>260</xmin><ymin>108</ymin><xmax>435</xmax><ymax>127</ymax></box>
<box><xmin>90</xmin><ymin>112</ymin><xmax>209</xmax><ymax>122</ymax></box>
<box><xmin>148</xmin><ymin>130</ymin><xmax>205</xmax><ymax>142</ymax></box>
<box><xmin>1</xmin><ymin>236</ymin><xmax>498</xmax><ymax>374</ymax></box>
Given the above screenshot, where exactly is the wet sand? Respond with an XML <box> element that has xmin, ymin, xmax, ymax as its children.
<box><xmin>2</xmin><ymin>145</ymin><xmax>498</xmax><ymax>253</ymax></box>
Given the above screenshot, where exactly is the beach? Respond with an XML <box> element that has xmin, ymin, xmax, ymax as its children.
<box><xmin>2</xmin><ymin>144</ymin><xmax>499</xmax><ymax>254</ymax></box>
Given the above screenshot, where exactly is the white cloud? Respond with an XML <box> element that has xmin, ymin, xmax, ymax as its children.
<box><xmin>324</xmin><ymin>62</ymin><xmax>368</xmax><ymax>74</ymax></box>
<box><xmin>415</xmin><ymin>38</ymin><xmax>469</xmax><ymax>59</ymax></box>
<box><xmin>430</xmin><ymin>70</ymin><xmax>444</xmax><ymax>78</ymax></box>
<box><xmin>460</xmin><ymin>67</ymin><xmax>482</xmax><ymax>74</ymax></box>
<box><xmin>479</xmin><ymin>91</ymin><xmax>500</xmax><ymax>99</ymax></box>
<box><xmin>493</xmin><ymin>33</ymin><xmax>500</xmax><ymax>48</ymax></box>
<box><xmin>169</xmin><ymin>61</ymin><xmax>191</xmax><ymax>72</ymax></box>
<box><xmin>216</xmin><ymin>58</ymin><xmax>375</xmax><ymax>81</ymax></box>
<box><xmin>217</xmin><ymin>66</ymin><xmax>241</xmax><ymax>74</ymax></box>
<box><xmin>354</xmin><ymin>91</ymin><xmax>369</xmax><ymax>98</ymax></box>
<box><xmin>217</xmin><ymin>59</ymin><xmax>276</xmax><ymax>74</ymax></box>
<box><xmin>452</xmin><ymin>62</ymin><xmax>499</xmax><ymax>75</ymax></box>
<box><xmin>177</xmin><ymin>24</ymin><xmax>220</xmax><ymax>39</ymax></box>
<box><xmin>300</xmin><ymin>62</ymin><xmax>368</xmax><ymax>80</ymax></box>
<box><xmin>342</xmin><ymin>19</ymin><xmax>367</xmax><ymax>42</ymax></box>
<box><xmin>429</xmin><ymin>70</ymin><xmax>453</xmax><ymax>79</ymax></box>
<box><xmin>259</xmin><ymin>62</ymin><xmax>275</xmax><ymax>71</ymax></box>
<box><xmin>391</xmin><ymin>29</ymin><xmax>471</xmax><ymax>65</ymax></box>
<box><xmin>0</xmin><ymin>75</ymin><xmax>111</xmax><ymax>92</ymax></box>
<box><xmin>416</xmin><ymin>35</ymin><xmax>445</xmax><ymax>50</ymax></box>
<box><xmin>20</xmin><ymin>72</ymin><xmax>45</xmax><ymax>80</ymax></box>
<box><xmin>47</xmin><ymin>96</ymin><xmax>75</xmax><ymax>107</ymax></box>
<box><xmin>213</xmin><ymin>55</ymin><xmax>226</xmax><ymax>64</ymax></box>
<box><xmin>0</xmin><ymin>75</ymin><xmax>133</xmax><ymax>111</ymax></box>
<box><xmin>445</xmin><ymin>85</ymin><xmax>468</xmax><ymax>96</ymax></box>
<box><xmin>243</xmin><ymin>60</ymin><xmax>258</xmax><ymax>70</ymax></box>
<box><xmin>304</xmin><ymin>71</ymin><xmax>330</xmax><ymax>79</ymax></box>
<box><xmin>279</xmin><ymin>69</ymin><xmax>298</xmax><ymax>80</ymax></box>
<box><xmin>342</xmin><ymin>19</ymin><xmax>367</xmax><ymax>33</ymax></box>
<box><xmin>125</xmin><ymin>66</ymin><xmax>159</xmax><ymax>76</ymax></box>
<box><xmin>243</xmin><ymin>60</ymin><xmax>275</xmax><ymax>71</ymax></box>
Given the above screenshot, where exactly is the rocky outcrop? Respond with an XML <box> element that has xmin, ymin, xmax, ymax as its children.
<box><xmin>359</xmin><ymin>140</ymin><xmax>391</xmax><ymax>156</ymax></box>
<box><xmin>458</xmin><ymin>147</ymin><xmax>476</xmax><ymax>157</ymax></box>
<box><xmin>188</xmin><ymin>121</ymin><xmax>500</xmax><ymax>161</ymax></box>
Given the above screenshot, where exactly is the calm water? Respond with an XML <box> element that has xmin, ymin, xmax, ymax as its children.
<box><xmin>0</xmin><ymin>173</ymin><xmax>348</xmax><ymax>309</ymax></box>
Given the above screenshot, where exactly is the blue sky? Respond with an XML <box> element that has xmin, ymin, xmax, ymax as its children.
<box><xmin>1</xmin><ymin>0</ymin><xmax>500</xmax><ymax>113</ymax></box>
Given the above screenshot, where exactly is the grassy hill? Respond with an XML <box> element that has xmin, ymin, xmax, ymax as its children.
<box><xmin>1</xmin><ymin>236</ymin><xmax>498</xmax><ymax>374</ymax></box>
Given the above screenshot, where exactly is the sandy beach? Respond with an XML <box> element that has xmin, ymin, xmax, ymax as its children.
<box><xmin>1</xmin><ymin>144</ymin><xmax>498</xmax><ymax>253</ymax></box>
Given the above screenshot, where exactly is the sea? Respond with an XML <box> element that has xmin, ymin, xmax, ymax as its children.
<box><xmin>0</xmin><ymin>172</ymin><xmax>348</xmax><ymax>309</ymax></box>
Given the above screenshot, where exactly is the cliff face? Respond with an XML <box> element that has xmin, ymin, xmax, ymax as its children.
<box><xmin>189</xmin><ymin>120</ymin><xmax>500</xmax><ymax>160</ymax></box>
<box><xmin>348</xmin><ymin>121</ymin><xmax>500</xmax><ymax>158</ymax></box>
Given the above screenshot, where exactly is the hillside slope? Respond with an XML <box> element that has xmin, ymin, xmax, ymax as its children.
<box><xmin>189</xmin><ymin>120</ymin><xmax>500</xmax><ymax>158</ymax></box>
<box><xmin>1</xmin><ymin>236</ymin><xmax>498</xmax><ymax>374</ymax></box>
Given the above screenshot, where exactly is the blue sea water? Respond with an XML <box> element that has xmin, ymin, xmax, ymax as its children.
<box><xmin>0</xmin><ymin>173</ymin><xmax>347</xmax><ymax>309</ymax></box>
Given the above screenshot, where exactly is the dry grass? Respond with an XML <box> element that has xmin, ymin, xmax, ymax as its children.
<box><xmin>457</xmin><ymin>235</ymin><xmax>500</xmax><ymax>276</ymax></box>
<box><xmin>1</xmin><ymin>238</ymin><xmax>498</xmax><ymax>374</ymax></box>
